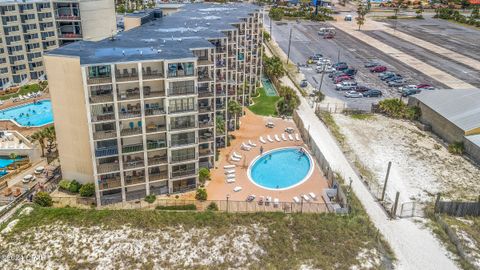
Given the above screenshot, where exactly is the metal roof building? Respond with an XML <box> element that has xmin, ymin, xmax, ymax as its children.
<box><xmin>409</xmin><ymin>88</ymin><xmax>480</xmax><ymax>164</ymax></box>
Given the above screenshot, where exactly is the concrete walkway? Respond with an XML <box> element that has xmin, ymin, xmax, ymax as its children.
<box><xmin>331</xmin><ymin>18</ymin><xmax>475</xmax><ymax>89</ymax></box>
<box><xmin>264</xmin><ymin>40</ymin><xmax>460</xmax><ymax>269</ymax></box>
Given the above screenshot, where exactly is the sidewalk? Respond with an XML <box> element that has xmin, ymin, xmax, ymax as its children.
<box><xmin>265</xmin><ymin>39</ymin><xmax>460</xmax><ymax>269</ymax></box>
<box><xmin>330</xmin><ymin>18</ymin><xmax>475</xmax><ymax>89</ymax></box>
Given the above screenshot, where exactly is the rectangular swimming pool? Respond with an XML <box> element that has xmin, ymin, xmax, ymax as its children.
<box><xmin>0</xmin><ymin>100</ymin><xmax>53</xmax><ymax>127</ymax></box>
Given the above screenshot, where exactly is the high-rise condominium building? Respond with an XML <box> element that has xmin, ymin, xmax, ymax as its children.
<box><xmin>44</xmin><ymin>3</ymin><xmax>263</xmax><ymax>205</ymax></box>
<box><xmin>0</xmin><ymin>0</ymin><xmax>116</xmax><ymax>90</ymax></box>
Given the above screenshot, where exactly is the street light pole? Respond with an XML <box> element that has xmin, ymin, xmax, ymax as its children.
<box><xmin>286</xmin><ymin>27</ymin><xmax>293</xmax><ymax>65</ymax></box>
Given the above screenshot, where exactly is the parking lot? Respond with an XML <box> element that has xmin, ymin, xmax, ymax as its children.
<box><xmin>266</xmin><ymin>14</ymin><xmax>479</xmax><ymax>110</ymax></box>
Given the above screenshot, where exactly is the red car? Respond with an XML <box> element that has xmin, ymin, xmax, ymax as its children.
<box><xmin>334</xmin><ymin>75</ymin><xmax>352</xmax><ymax>83</ymax></box>
<box><xmin>417</xmin><ymin>84</ymin><xmax>432</xmax><ymax>89</ymax></box>
<box><xmin>370</xmin><ymin>66</ymin><xmax>387</xmax><ymax>73</ymax></box>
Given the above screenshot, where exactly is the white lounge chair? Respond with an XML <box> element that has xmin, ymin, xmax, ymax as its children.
<box><xmin>267</xmin><ymin>135</ymin><xmax>274</xmax><ymax>143</ymax></box>
<box><xmin>227</xmin><ymin>178</ymin><xmax>236</xmax><ymax>183</ymax></box>
<box><xmin>233</xmin><ymin>152</ymin><xmax>242</xmax><ymax>159</ymax></box>
<box><xmin>302</xmin><ymin>194</ymin><xmax>310</xmax><ymax>201</ymax></box>
<box><xmin>230</xmin><ymin>156</ymin><xmax>241</xmax><ymax>162</ymax></box>
<box><xmin>273</xmin><ymin>198</ymin><xmax>279</xmax><ymax>207</ymax></box>
<box><xmin>288</xmin><ymin>134</ymin><xmax>294</xmax><ymax>141</ymax></box>
<box><xmin>274</xmin><ymin>134</ymin><xmax>281</xmax><ymax>142</ymax></box>
<box><xmin>248</xmin><ymin>140</ymin><xmax>257</xmax><ymax>147</ymax></box>
<box><xmin>281</xmin><ymin>133</ymin><xmax>287</xmax><ymax>141</ymax></box>
<box><xmin>293</xmin><ymin>196</ymin><xmax>300</xmax><ymax>203</ymax></box>
<box><xmin>233</xmin><ymin>186</ymin><xmax>242</xmax><ymax>192</ymax></box>
<box><xmin>225</xmin><ymin>169</ymin><xmax>235</xmax><ymax>174</ymax></box>
<box><xmin>309</xmin><ymin>192</ymin><xmax>317</xmax><ymax>200</ymax></box>
<box><xmin>224</xmin><ymin>165</ymin><xmax>236</xmax><ymax>169</ymax></box>
<box><xmin>260</xmin><ymin>136</ymin><xmax>267</xmax><ymax>144</ymax></box>
<box><xmin>226</xmin><ymin>174</ymin><xmax>236</xmax><ymax>179</ymax></box>
<box><xmin>266</xmin><ymin>196</ymin><xmax>272</xmax><ymax>204</ymax></box>
<box><xmin>295</xmin><ymin>133</ymin><xmax>300</xmax><ymax>141</ymax></box>
<box><xmin>241</xmin><ymin>143</ymin><xmax>251</xmax><ymax>151</ymax></box>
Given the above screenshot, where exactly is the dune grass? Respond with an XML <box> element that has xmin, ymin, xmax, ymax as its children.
<box><xmin>248</xmin><ymin>88</ymin><xmax>281</xmax><ymax>116</ymax></box>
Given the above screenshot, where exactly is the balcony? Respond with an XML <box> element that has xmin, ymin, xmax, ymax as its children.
<box><xmin>97</xmin><ymin>163</ymin><xmax>120</xmax><ymax>174</ymax></box>
<box><xmin>144</xmin><ymin>90</ymin><xmax>165</xmax><ymax>99</ymax></box>
<box><xmin>58</xmin><ymin>33</ymin><xmax>82</xmax><ymax>39</ymax></box>
<box><xmin>87</xmin><ymin>75</ymin><xmax>111</xmax><ymax>85</ymax></box>
<box><xmin>198</xmin><ymin>75</ymin><xmax>213</xmax><ymax>83</ymax></box>
<box><xmin>56</xmin><ymin>14</ymin><xmax>81</xmax><ymax>21</ymax></box>
<box><xmin>146</xmin><ymin>123</ymin><xmax>166</xmax><ymax>134</ymax></box>
<box><xmin>167</xmin><ymin>87</ymin><xmax>196</xmax><ymax>97</ymax></box>
<box><xmin>90</xmin><ymin>93</ymin><xmax>113</xmax><ymax>104</ymax></box>
<box><xmin>92</xmin><ymin>113</ymin><xmax>115</xmax><ymax>123</ymax></box>
<box><xmin>199</xmin><ymin>133</ymin><xmax>214</xmax><ymax>142</ymax></box>
<box><xmin>198</xmin><ymin>90</ymin><xmax>214</xmax><ymax>98</ymax></box>
<box><xmin>116</xmin><ymin>69</ymin><xmax>139</xmax><ymax>82</ymax></box>
<box><xmin>171</xmin><ymin>169</ymin><xmax>197</xmax><ymax>179</ymax></box>
<box><xmin>125</xmin><ymin>175</ymin><xmax>145</xmax><ymax>186</ymax></box>
<box><xmin>148</xmin><ymin>155</ymin><xmax>168</xmax><ymax>166</ymax></box>
<box><xmin>120</xmin><ymin>127</ymin><xmax>141</xmax><ymax>137</ymax></box>
<box><xmin>170</xmin><ymin>138</ymin><xmax>196</xmax><ymax>148</ymax></box>
<box><xmin>93</xmin><ymin>130</ymin><xmax>116</xmax><ymax>140</ymax></box>
<box><xmin>123</xmin><ymin>158</ymin><xmax>145</xmax><ymax>170</ymax></box>
<box><xmin>95</xmin><ymin>147</ymin><xmax>118</xmax><ymax>158</ymax></box>
<box><xmin>216</xmin><ymin>46</ymin><xmax>226</xmax><ymax>53</ymax></box>
<box><xmin>147</xmin><ymin>140</ymin><xmax>166</xmax><ymax>150</ymax></box>
<box><xmin>117</xmin><ymin>88</ymin><xmax>140</xmax><ymax>101</ymax></box>
<box><xmin>170</xmin><ymin>122</ymin><xmax>197</xmax><ymax>131</ymax></box>
<box><xmin>142</xmin><ymin>68</ymin><xmax>164</xmax><ymax>80</ymax></box>
<box><xmin>199</xmin><ymin>148</ymin><xmax>214</xmax><ymax>157</ymax></box>
<box><xmin>149</xmin><ymin>171</ymin><xmax>168</xmax><ymax>182</ymax></box>
<box><xmin>98</xmin><ymin>177</ymin><xmax>122</xmax><ymax>190</ymax></box>
<box><xmin>199</xmin><ymin>119</ymin><xmax>214</xmax><ymax>128</ymax></box>
<box><xmin>145</xmin><ymin>107</ymin><xmax>165</xmax><ymax>117</ymax></box>
<box><xmin>171</xmin><ymin>153</ymin><xmax>196</xmax><ymax>163</ymax></box>
<box><xmin>169</xmin><ymin>106</ymin><xmax>196</xmax><ymax>115</ymax></box>
<box><xmin>216</xmin><ymin>103</ymin><xmax>225</xmax><ymax>110</ymax></box>
<box><xmin>119</xmin><ymin>109</ymin><xmax>141</xmax><ymax>120</ymax></box>
<box><xmin>197</xmin><ymin>58</ymin><xmax>213</xmax><ymax>66</ymax></box>
<box><xmin>122</xmin><ymin>143</ymin><xmax>143</xmax><ymax>154</ymax></box>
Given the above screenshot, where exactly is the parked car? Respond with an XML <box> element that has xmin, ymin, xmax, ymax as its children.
<box><xmin>333</xmin><ymin>62</ymin><xmax>347</xmax><ymax>68</ymax></box>
<box><xmin>300</xmin><ymin>79</ymin><xmax>308</xmax><ymax>87</ymax></box>
<box><xmin>343</xmin><ymin>68</ymin><xmax>357</xmax><ymax>76</ymax></box>
<box><xmin>334</xmin><ymin>75</ymin><xmax>353</xmax><ymax>83</ymax></box>
<box><xmin>362</xmin><ymin>89</ymin><xmax>383</xmax><ymax>97</ymax></box>
<box><xmin>316</xmin><ymin>65</ymin><xmax>335</xmax><ymax>73</ymax></box>
<box><xmin>329</xmin><ymin>70</ymin><xmax>346</xmax><ymax>78</ymax></box>
<box><xmin>344</xmin><ymin>91</ymin><xmax>363</xmax><ymax>98</ymax></box>
<box><xmin>384</xmin><ymin>75</ymin><xmax>403</xmax><ymax>82</ymax></box>
<box><xmin>379</xmin><ymin>73</ymin><xmax>398</xmax><ymax>81</ymax></box>
<box><xmin>364</xmin><ymin>61</ymin><xmax>380</xmax><ymax>68</ymax></box>
<box><xmin>416</xmin><ymin>84</ymin><xmax>432</xmax><ymax>89</ymax></box>
<box><xmin>355</xmin><ymin>85</ymin><xmax>371</xmax><ymax>92</ymax></box>
<box><xmin>335</xmin><ymin>63</ymin><xmax>349</xmax><ymax>70</ymax></box>
<box><xmin>402</xmin><ymin>88</ymin><xmax>421</xmax><ymax>97</ymax></box>
<box><xmin>399</xmin><ymin>85</ymin><xmax>418</xmax><ymax>93</ymax></box>
<box><xmin>378</xmin><ymin>71</ymin><xmax>396</xmax><ymax>80</ymax></box>
<box><xmin>344</xmin><ymin>14</ymin><xmax>353</xmax><ymax>21</ymax></box>
<box><xmin>388</xmin><ymin>79</ymin><xmax>406</xmax><ymax>87</ymax></box>
<box><xmin>370</xmin><ymin>65</ymin><xmax>387</xmax><ymax>73</ymax></box>
<box><xmin>335</xmin><ymin>81</ymin><xmax>358</xmax><ymax>91</ymax></box>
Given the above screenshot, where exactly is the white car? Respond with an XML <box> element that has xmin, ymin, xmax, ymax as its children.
<box><xmin>398</xmin><ymin>85</ymin><xmax>418</xmax><ymax>93</ymax></box>
<box><xmin>344</xmin><ymin>91</ymin><xmax>363</xmax><ymax>98</ymax></box>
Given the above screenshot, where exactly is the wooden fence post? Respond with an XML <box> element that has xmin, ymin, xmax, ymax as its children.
<box><xmin>434</xmin><ymin>193</ymin><xmax>441</xmax><ymax>214</ymax></box>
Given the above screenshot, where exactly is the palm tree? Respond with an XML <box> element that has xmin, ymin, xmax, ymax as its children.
<box><xmin>9</xmin><ymin>153</ymin><xmax>18</xmax><ymax>169</ymax></box>
<box><xmin>44</xmin><ymin>126</ymin><xmax>56</xmax><ymax>154</ymax></box>
<box><xmin>31</xmin><ymin>129</ymin><xmax>47</xmax><ymax>157</ymax></box>
<box><xmin>356</xmin><ymin>5</ymin><xmax>367</xmax><ymax>31</ymax></box>
<box><xmin>228</xmin><ymin>100</ymin><xmax>243</xmax><ymax>130</ymax></box>
<box><xmin>215</xmin><ymin>116</ymin><xmax>225</xmax><ymax>135</ymax></box>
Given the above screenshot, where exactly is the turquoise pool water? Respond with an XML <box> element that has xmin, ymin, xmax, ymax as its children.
<box><xmin>261</xmin><ymin>76</ymin><xmax>278</xmax><ymax>96</ymax></box>
<box><xmin>0</xmin><ymin>100</ymin><xmax>53</xmax><ymax>127</ymax></box>
<box><xmin>249</xmin><ymin>148</ymin><xmax>312</xmax><ymax>190</ymax></box>
<box><xmin>0</xmin><ymin>157</ymin><xmax>20</xmax><ymax>171</ymax></box>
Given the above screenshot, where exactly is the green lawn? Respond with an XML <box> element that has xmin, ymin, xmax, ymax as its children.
<box><xmin>1</xmin><ymin>191</ymin><xmax>394</xmax><ymax>269</ymax></box>
<box><xmin>248</xmin><ymin>87</ymin><xmax>281</xmax><ymax>116</ymax></box>
<box><xmin>0</xmin><ymin>82</ymin><xmax>46</xmax><ymax>101</ymax></box>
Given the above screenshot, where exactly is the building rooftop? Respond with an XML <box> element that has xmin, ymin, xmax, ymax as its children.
<box><xmin>47</xmin><ymin>3</ymin><xmax>261</xmax><ymax>65</ymax></box>
<box><xmin>413</xmin><ymin>88</ymin><xmax>480</xmax><ymax>132</ymax></box>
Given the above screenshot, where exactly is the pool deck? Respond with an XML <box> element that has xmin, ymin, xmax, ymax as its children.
<box><xmin>207</xmin><ymin>109</ymin><xmax>329</xmax><ymax>203</ymax></box>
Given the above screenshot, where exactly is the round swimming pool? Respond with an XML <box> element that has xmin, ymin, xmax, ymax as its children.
<box><xmin>248</xmin><ymin>147</ymin><xmax>313</xmax><ymax>190</ymax></box>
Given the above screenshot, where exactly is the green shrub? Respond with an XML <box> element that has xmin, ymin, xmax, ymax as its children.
<box><xmin>195</xmin><ymin>188</ymin><xmax>208</xmax><ymax>201</ymax></box>
<box><xmin>448</xmin><ymin>141</ymin><xmax>464</xmax><ymax>155</ymax></box>
<box><xmin>68</xmin><ymin>180</ymin><xmax>81</xmax><ymax>193</ymax></box>
<box><xmin>377</xmin><ymin>99</ymin><xmax>420</xmax><ymax>120</ymax></box>
<box><xmin>269</xmin><ymin>7</ymin><xmax>284</xmax><ymax>21</ymax></box>
<box><xmin>207</xmin><ymin>202</ymin><xmax>219</xmax><ymax>211</ymax></box>
<box><xmin>59</xmin><ymin>179</ymin><xmax>71</xmax><ymax>191</ymax></box>
<box><xmin>79</xmin><ymin>183</ymin><xmax>95</xmax><ymax>197</ymax></box>
<box><xmin>34</xmin><ymin>191</ymin><xmax>53</xmax><ymax>207</ymax></box>
<box><xmin>155</xmin><ymin>204</ymin><xmax>196</xmax><ymax>210</ymax></box>
<box><xmin>199</xmin><ymin>167</ymin><xmax>210</xmax><ymax>184</ymax></box>
<box><xmin>144</xmin><ymin>194</ymin><xmax>156</xmax><ymax>204</ymax></box>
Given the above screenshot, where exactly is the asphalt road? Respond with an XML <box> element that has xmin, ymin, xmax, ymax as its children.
<box><xmin>265</xmin><ymin>14</ymin><xmax>479</xmax><ymax>110</ymax></box>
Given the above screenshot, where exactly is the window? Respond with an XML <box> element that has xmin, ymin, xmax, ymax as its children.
<box><xmin>168</xmin><ymin>80</ymin><xmax>195</xmax><ymax>95</ymax></box>
<box><xmin>167</xmin><ymin>62</ymin><xmax>194</xmax><ymax>77</ymax></box>
<box><xmin>171</xmin><ymin>132</ymin><xmax>196</xmax><ymax>147</ymax></box>
<box><xmin>169</xmin><ymin>98</ymin><xmax>195</xmax><ymax>113</ymax></box>
<box><xmin>88</xmin><ymin>65</ymin><xmax>111</xmax><ymax>79</ymax></box>
<box><xmin>171</xmin><ymin>148</ymin><xmax>196</xmax><ymax>163</ymax></box>
<box><xmin>170</xmin><ymin>115</ymin><xmax>195</xmax><ymax>130</ymax></box>
<box><xmin>6</xmin><ymin>35</ymin><xmax>21</xmax><ymax>45</ymax></box>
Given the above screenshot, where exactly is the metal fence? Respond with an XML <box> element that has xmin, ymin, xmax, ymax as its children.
<box><xmin>98</xmin><ymin>198</ymin><xmax>334</xmax><ymax>214</ymax></box>
<box><xmin>398</xmin><ymin>201</ymin><xmax>426</xmax><ymax>218</ymax></box>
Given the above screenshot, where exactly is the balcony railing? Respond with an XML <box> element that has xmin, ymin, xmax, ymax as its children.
<box><xmin>144</xmin><ymin>108</ymin><xmax>165</xmax><ymax>116</ymax></box>
<box><xmin>87</xmin><ymin>76</ymin><xmax>111</xmax><ymax>85</ymax></box>
<box><xmin>149</xmin><ymin>172</ymin><xmax>168</xmax><ymax>181</ymax></box>
<box><xmin>118</xmin><ymin>90</ymin><xmax>140</xmax><ymax>101</ymax></box>
<box><xmin>99</xmin><ymin>178</ymin><xmax>122</xmax><ymax>190</ymax></box>
<box><xmin>142</xmin><ymin>70</ymin><xmax>164</xmax><ymax>80</ymax></box>
<box><xmin>58</xmin><ymin>33</ymin><xmax>82</xmax><ymax>39</ymax></box>
<box><xmin>147</xmin><ymin>140</ymin><xmax>166</xmax><ymax>150</ymax></box>
<box><xmin>148</xmin><ymin>156</ymin><xmax>168</xmax><ymax>166</ymax></box>
<box><xmin>171</xmin><ymin>169</ymin><xmax>197</xmax><ymax>179</ymax></box>
<box><xmin>169</xmin><ymin>106</ymin><xmax>196</xmax><ymax>114</ymax></box>
<box><xmin>144</xmin><ymin>91</ymin><xmax>165</xmax><ymax>99</ymax></box>
<box><xmin>97</xmin><ymin>163</ymin><xmax>120</xmax><ymax>174</ymax></box>
<box><xmin>92</xmin><ymin>113</ymin><xmax>115</xmax><ymax>122</ymax></box>
<box><xmin>120</xmin><ymin>127</ymin><xmax>141</xmax><ymax>137</ymax></box>
<box><xmin>95</xmin><ymin>147</ymin><xmax>118</xmax><ymax>157</ymax></box>
<box><xmin>122</xmin><ymin>143</ymin><xmax>143</xmax><ymax>153</ymax></box>
<box><xmin>55</xmin><ymin>14</ymin><xmax>81</xmax><ymax>20</ymax></box>
<box><xmin>146</xmin><ymin>124</ymin><xmax>166</xmax><ymax>134</ymax></box>
<box><xmin>171</xmin><ymin>153</ymin><xmax>196</xmax><ymax>163</ymax></box>
<box><xmin>170</xmin><ymin>138</ymin><xmax>196</xmax><ymax>147</ymax></box>
<box><xmin>116</xmin><ymin>69</ymin><xmax>139</xmax><ymax>82</ymax></box>
<box><xmin>93</xmin><ymin>130</ymin><xmax>116</xmax><ymax>140</ymax></box>
<box><xmin>199</xmin><ymin>149</ymin><xmax>214</xmax><ymax>157</ymax></box>
<box><xmin>199</xmin><ymin>120</ymin><xmax>214</xmax><ymax>128</ymax></box>
<box><xmin>125</xmin><ymin>176</ymin><xmax>145</xmax><ymax>186</ymax></box>
<box><xmin>199</xmin><ymin>134</ymin><xmax>214</xmax><ymax>142</ymax></box>
<box><xmin>197</xmin><ymin>58</ymin><xmax>213</xmax><ymax>66</ymax></box>
<box><xmin>119</xmin><ymin>110</ymin><xmax>141</xmax><ymax>119</ymax></box>
<box><xmin>167</xmin><ymin>87</ymin><xmax>196</xmax><ymax>96</ymax></box>
<box><xmin>169</xmin><ymin>122</ymin><xmax>197</xmax><ymax>131</ymax></box>
<box><xmin>90</xmin><ymin>94</ymin><xmax>113</xmax><ymax>104</ymax></box>
<box><xmin>198</xmin><ymin>91</ymin><xmax>214</xmax><ymax>98</ymax></box>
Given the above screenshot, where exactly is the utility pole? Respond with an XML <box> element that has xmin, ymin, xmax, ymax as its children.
<box><xmin>316</xmin><ymin>63</ymin><xmax>326</xmax><ymax>107</ymax></box>
<box><xmin>381</xmin><ymin>161</ymin><xmax>392</xmax><ymax>201</ymax></box>
<box><xmin>269</xmin><ymin>14</ymin><xmax>272</xmax><ymax>35</ymax></box>
<box><xmin>337</xmin><ymin>48</ymin><xmax>341</xmax><ymax>63</ymax></box>
<box><xmin>286</xmin><ymin>28</ymin><xmax>292</xmax><ymax>65</ymax></box>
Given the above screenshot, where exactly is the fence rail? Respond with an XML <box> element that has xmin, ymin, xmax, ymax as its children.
<box><xmin>435</xmin><ymin>200</ymin><xmax>480</xmax><ymax>217</ymax></box>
